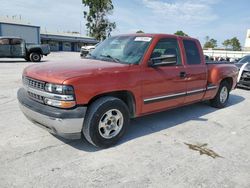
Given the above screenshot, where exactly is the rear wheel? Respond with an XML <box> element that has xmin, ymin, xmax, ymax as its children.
<box><xmin>210</xmin><ymin>81</ymin><xmax>230</xmax><ymax>108</ymax></box>
<box><xmin>82</xmin><ymin>97</ymin><xmax>130</xmax><ymax>148</ymax></box>
<box><xmin>30</xmin><ymin>52</ymin><xmax>41</xmax><ymax>62</ymax></box>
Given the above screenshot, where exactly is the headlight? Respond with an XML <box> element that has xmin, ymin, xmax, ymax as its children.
<box><xmin>44</xmin><ymin>83</ymin><xmax>76</xmax><ymax>108</ymax></box>
<box><xmin>45</xmin><ymin>83</ymin><xmax>74</xmax><ymax>95</ymax></box>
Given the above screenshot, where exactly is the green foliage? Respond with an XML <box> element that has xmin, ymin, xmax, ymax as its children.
<box><xmin>82</xmin><ymin>0</ymin><xmax>116</xmax><ymax>40</ymax></box>
<box><xmin>222</xmin><ymin>39</ymin><xmax>231</xmax><ymax>49</ymax></box>
<box><xmin>230</xmin><ymin>37</ymin><xmax>241</xmax><ymax>51</ymax></box>
<box><xmin>203</xmin><ymin>36</ymin><xmax>217</xmax><ymax>49</ymax></box>
<box><xmin>174</xmin><ymin>30</ymin><xmax>189</xmax><ymax>37</ymax></box>
<box><xmin>136</xmin><ymin>30</ymin><xmax>144</xmax><ymax>33</ymax></box>
<box><xmin>222</xmin><ymin>37</ymin><xmax>241</xmax><ymax>51</ymax></box>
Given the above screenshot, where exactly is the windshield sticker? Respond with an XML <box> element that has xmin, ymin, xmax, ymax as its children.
<box><xmin>134</xmin><ymin>37</ymin><xmax>152</xmax><ymax>42</ymax></box>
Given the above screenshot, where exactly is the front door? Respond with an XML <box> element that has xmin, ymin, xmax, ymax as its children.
<box><xmin>0</xmin><ymin>38</ymin><xmax>11</xmax><ymax>57</ymax></box>
<box><xmin>10</xmin><ymin>38</ymin><xmax>26</xmax><ymax>57</ymax></box>
<box><xmin>141</xmin><ymin>37</ymin><xmax>187</xmax><ymax>114</ymax></box>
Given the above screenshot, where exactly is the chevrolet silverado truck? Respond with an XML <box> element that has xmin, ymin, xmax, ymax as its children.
<box><xmin>17</xmin><ymin>34</ymin><xmax>238</xmax><ymax>148</ymax></box>
<box><xmin>0</xmin><ymin>37</ymin><xmax>50</xmax><ymax>62</ymax></box>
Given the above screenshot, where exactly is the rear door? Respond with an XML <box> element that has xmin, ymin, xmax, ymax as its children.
<box><xmin>182</xmin><ymin>39</ymin><xmax>207</xmax><ymax>103</ymax></box>
<box><xmin>141</xmin><ymin>37</ymin><xmax>187</xmax><ymax>114</ymax></box>
<box><xmin>11</xmin><ymin>38</ymin><xmax>26</xmax><ymax>57</ymax></box>
<box><xmin>0</xmin><ymin>38</ymin><xmax>11</xmax><ymax>57</ymax></box>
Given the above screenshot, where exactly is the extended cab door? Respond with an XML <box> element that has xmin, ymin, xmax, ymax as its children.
<box><xmin>141</xmin><ymin>37</ymin><xmax>187</xmax><ymax>114</ymax></box>
<box><xmin>0</xmin><ymin>38</ymin><xmax>11</xmax><ymax>57</ymax></box>
<box><xmin>182</xmin><ymin>39</ymin><xmax>207</xmax><ymax>103</ymax></box>
<box><xmin>10</xmin><ymin>38</ymin><xmax>26</xmax><ymax>57</ymax></box>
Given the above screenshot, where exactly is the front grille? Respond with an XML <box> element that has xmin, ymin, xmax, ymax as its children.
<box><xmin>27</xmin><ymin>91</ymin><xmax>44</xmax><ymax>103</ymax></box>
<box><xmin>241</xmin><ymin>71</ymin><xmax>250</xmax><ymax>82</ymax></box>
<box><xmin>23</xmin><ymin>77</ymin><xmax>45</xmax><ymax>90</ymax></box>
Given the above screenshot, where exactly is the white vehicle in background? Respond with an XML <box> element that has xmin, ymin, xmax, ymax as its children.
<box><xmin>80</xmin><ymin>44</ymin><xmax>97</xmax><ymax>57</ymax></box>
<box><xmin>235</xmin><ymin>55</ymin><xmax>250</xmax><ymax>89</ymax></box>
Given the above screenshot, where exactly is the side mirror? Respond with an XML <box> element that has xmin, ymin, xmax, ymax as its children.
<box><xmin>150</xmin><ymin>54</ymin><xmax>177</xmax><ymax>67</ymax></box>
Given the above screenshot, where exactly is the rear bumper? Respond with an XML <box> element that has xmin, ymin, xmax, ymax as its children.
<box><xmin>17</xmin><ymin>88</ymin><xmax>87</xmax><ymax>139</ymax></box>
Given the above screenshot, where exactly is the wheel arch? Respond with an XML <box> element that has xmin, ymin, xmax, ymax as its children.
<box><xmin>87</xmin><ymin>90</ymin><xmax>137</xmax><ymax>118</ymax></box>
<box><xmin>221</xmin><ymin>77</ymin><xmax>233</xmax><ymax>91</ymax></box>
<box><xmin>27</xmin><ymin>48</ymin><xmax>42</xmax><ymax>55</ymax></box>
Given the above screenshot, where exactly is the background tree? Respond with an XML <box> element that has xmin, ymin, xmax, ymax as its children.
<box><xmin>136</xmin><ymin>30</ymin><xmax>144</xmax><ymax>33</ymax></box>
<box><xmin>222</xmin><ymin>37</ymin><xmax>241</xmax><ymax>51</ymax></box>
<box><xmin>174</xmin><ymin>30</ymin><xmax>189</xmax><ymax>36</ymax></box>
<box><xmin>203</xmin><ymin>36</ymin><xmax>217</xmax><ymax>49</ymax></box>
<box><xmin>230</xmin><ymin>37</ymin><xmax>241</xmax><ymax>51</ymax></box>
<box><xmin>222</xmin><ymin>39</ymin><xmax>231</xmax><ymax>49</ymax></box>
<box><xmin>82</xmin><ymin>0</ymin><xmax>116</xmax><ymax>40</ymax></box>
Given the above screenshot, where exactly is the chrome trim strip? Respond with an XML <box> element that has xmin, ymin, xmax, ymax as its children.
<box><xmin>144</xmin><ymin>92</ymin><xmax>186</xmax><ymax>103</ymax></box>
<box><xmin>207</xmin><ymin>85</ymin><xmax>217</xmax><ymax>90</ymax></box>
<box><xmin>186</xmin><ymin>88</ymin><xmax>206</xmax><ymax>94</ymax></box>
<box><xmin>24</xmin><ymin>86</ymin><xmax>74</xmax><ymax>101</ymax></box>
<box><xmin>144</xmin><ymin>86</ymin><xmax>218</xmax><ymax>103</ymax></box>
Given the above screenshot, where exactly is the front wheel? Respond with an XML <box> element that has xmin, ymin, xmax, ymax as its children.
<box><xmin>24</xmin><ymin>56</ymin><xmax>31</xmax><ymax>62</ymax></box>
<box><xmin>82</xmin><ymin>97</ymin><xmax>130</xmax><ymax>148</ymax></box>
<box><xmin>30</xmin><ymin>52</ymin><xmax>41</xmax><ymax>62</ymax></box>
<box><xmin>210</xmin><ymin>81</ymin><xmax>230</xmax><ymax>108</ymax></box>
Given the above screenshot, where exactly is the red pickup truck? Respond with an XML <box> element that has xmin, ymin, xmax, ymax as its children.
<box><xmin>18</xmin><ymin>34</ymin><xmax>238</xmax><ymax>148</ymax></box>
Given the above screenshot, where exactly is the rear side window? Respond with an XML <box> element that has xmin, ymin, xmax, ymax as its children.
<box><xmin>11</xmin><ymin>39</ymin><xmax>22</xmax><ymax>45</ymax></box>
<box><xmin>183</xmin><ymin>40</ymin><xmax>201</xmax><ymax>65</ymax></box>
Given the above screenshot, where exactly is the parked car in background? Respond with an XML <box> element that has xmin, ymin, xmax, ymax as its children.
<box><xmin>0</xmin><ymin>37</ymin><xmax>50</xmax><ymax>62</ymax></box>
<box><xmin>80</xmin><ymin>44</ymin><xmax>98</xmax><ymax>57</ymax></box>
<box><xmin>235</xmin><ymin>55</ymin><xmax>250</xmax><ymax>89</ymax></box>
<box><xmin>18</xmin><ymin>34</ymin><xmax>238</xmax><ymax>148</ymax></box>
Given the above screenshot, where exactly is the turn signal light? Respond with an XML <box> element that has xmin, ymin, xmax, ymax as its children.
<box><xmin>44</xmin><ymin>98</ymin><xmax>76</xmax><ymax>108</ymax></box>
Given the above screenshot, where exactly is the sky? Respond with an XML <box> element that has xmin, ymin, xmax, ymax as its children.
<box><xmin>1</xmin><ymin>0</ymin><xmax>249</xmax><ymax>46</ymax></box>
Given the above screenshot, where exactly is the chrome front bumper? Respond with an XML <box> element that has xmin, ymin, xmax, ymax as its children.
<box><xmin>18</xmin><ymin>88</ymin><xmax>87</xmax><ymax>139</ymax></box>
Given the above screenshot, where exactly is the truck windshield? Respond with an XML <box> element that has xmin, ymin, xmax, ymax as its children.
<box><xmin>87</xmin><ymin>36</ymin><xmax>152</xmax><ymax>65</ymax></box>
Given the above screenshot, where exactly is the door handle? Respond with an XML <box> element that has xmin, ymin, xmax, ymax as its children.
<box><xmin>180</xmin><ymin>71</ymin><xmax>187</xmax><ymax>78</ymax></box>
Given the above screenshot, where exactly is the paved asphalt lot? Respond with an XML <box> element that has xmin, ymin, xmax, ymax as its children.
<box><xmin>0</xmin><ymin>52</ymin><xmax>250</xmax><ymax>188</ymax></box>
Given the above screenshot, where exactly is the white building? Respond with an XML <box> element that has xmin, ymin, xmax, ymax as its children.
<box><xmin>244</xmin><ymin>29</ymin><xmax>250</xmax><ymax>51</ymax></box>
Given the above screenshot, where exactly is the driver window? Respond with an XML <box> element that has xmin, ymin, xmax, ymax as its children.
<box><xmin>0</xmin><ymin>39</ymin><xmax>10</xmax><ymax>45</ymax></box>
<box><xmin>151</xmin><ymin>38</ymin><xmax>181</xmax><ymax>65</ymax></box>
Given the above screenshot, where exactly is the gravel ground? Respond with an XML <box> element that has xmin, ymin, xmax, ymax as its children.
<box><xmin>0</xmin><ymin>52</ymin><xmax>250</xmax><ymax>188</ymax></box>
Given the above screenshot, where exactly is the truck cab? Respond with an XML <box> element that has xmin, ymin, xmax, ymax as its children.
<box><xmin>0</xmin><ymin>37</ymin><xmax>25</xmax><ymax>57</ymax></box>
<box><xmin>0</xmin><ymin>37</ymin><xmax>50</xmax><ymax>62</ymax></box>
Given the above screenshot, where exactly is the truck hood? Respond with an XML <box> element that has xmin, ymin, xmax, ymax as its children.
<box><xmin>23</xmin><ymin>59</ymin><xmax>131</xmax><ymax>84</ymax></box>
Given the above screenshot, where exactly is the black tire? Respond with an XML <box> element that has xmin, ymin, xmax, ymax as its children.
<box><xmin>210</xmin><ymin>81</ymin><xmax>230</xmax><ymax>108</ymax></box>
<box><xmin>24</xmin><ymin>56</ymin><xmax>31</xmax><ymax>62</ymax></box>
<box><xmin>82</xmin><ymin>97</ymin><xmax>130</xmax><ymax>148</ymax></box>
<box><xmin>30</xmin><ymin>52</ymin><xmax>41</xmax><ymax>62</ymax></box>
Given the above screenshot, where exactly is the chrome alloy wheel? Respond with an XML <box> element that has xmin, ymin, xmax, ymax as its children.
<box><xmin>220</xmin><ymin>86</ymin><xmax>228</xmax><ymax>103</ymax></box>
<box><xmin>98</xmin><ymin>109</ymin><xmax>124</xmax><ymax>139</ymax></box>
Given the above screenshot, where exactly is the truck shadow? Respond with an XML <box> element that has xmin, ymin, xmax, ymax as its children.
<box><xmin>58</xmin><ymin>94</ymin><xmax>245</xmax><ymax>152</ymax></box>
<box><xmin>0</xmin><ymin>60</ymin><xmax>47</xmax><ymax>63</ymax></box>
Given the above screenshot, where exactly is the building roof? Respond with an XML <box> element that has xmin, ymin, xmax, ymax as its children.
<box><xmin>40</xmin><ymin>32</ymin><xmax>98</xmax><ymax>43</ymax></box>
<box><xmin>0</xmin><ymin>17</ymin><xmax>40</xmax><ymax>28</ymax></box>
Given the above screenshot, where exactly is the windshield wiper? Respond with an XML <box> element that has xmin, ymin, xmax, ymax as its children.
<box><xmin>100</xmin><ymin>54</ymin><xmax>121</xmax><ymax>63</ymax></box>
